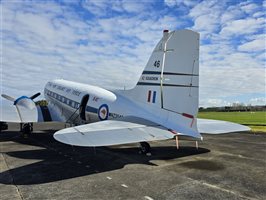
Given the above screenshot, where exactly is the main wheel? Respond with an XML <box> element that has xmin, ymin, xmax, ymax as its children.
<box><xmin>139</xmin><ymin>142</ymin><xmax>151</xmax><ymax>155</ymax></box>
<box><xmin>22</xmin><ymin>123</ymin><xmax>33</xmax><ymax>138</ymax></box>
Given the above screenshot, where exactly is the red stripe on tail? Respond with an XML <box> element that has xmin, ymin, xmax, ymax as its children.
<box><xmin>147</xmin><ymin>90</ymin><xmax>151</xmax><ymax>102</ymax></box>
<box><xmin>182</xmin><ymin>113</ymin><xmax>194</xmax><ymax>119</ymax></box>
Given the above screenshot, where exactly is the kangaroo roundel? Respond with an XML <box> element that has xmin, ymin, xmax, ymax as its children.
<box><xmin>98</xmin><ymin>104</ymin><xmax>109</xmax><ymax>120</ymax></box>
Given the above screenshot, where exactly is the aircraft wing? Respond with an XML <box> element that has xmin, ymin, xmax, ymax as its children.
<box><xmin>197</xmin><ymin>118</ymin><xmax>251</xmax><ymax>134</ymax></box>
<box><xmin>54</xmin><ymin>117</ymin><xmax>176</xmax><ymax>147</ymax></box>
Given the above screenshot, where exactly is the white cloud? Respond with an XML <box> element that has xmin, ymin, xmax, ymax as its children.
<box><xmin>238</xmin><ymin>36</ymin><xmax>266</xmax><ymax>52</ymax></box>
<box><xmin>193</xmin><ymin>14</ymin><xmax>220</xmax><ymax>32</ymax></box>
<box><xmin>188</xmin><ymin>1</ymin><xmax>225</xmax><ymax>39</ymax></box>
<box><xmin>120</xmin><ymin>0</ymin><xmax>150</xmax><ymax>13</ymax></box>
<box><xmin>164</xmin><ymin>0</ymin><xmax>198</xmax><ymax>7</ymax></box>
<box><xmin>189</xmin><ymin>0</ymin><xmax>221</xmax><ymax>18</ymax></box>
<box><xmin>253</xmin><ymin>11</ymin><xmax>265</xmax><ymax>18</ymax></box>
<box><xmin>164</xmin><ymin>0</ymin><xmax>176</xmax><ymax>7</ymax></box>
<box><xmin>220</xmin><ymin>18</ymin><xmax>264</xmax><ymax>36</ymax></box>
<box><xmin>240</xmin><ymin>2</ymin><xmax>259</xmax><ymax>14</ymax></box>
<box><xmin>1</xmin><ymin>0</ymin><xmax>265</xmax><ymax>108</ymax></box>
<box><xmin>81</xmin><ymin>0</ymin><xmax>109</xmax><ymax>16</ymax></box>
<box><xmin>82</xmin><ymin>0</ymin><xmax>152</xmax><ymax>15</ymax></box>
<box><xmin>248</xmin><ymin>97</ymin><xmax>266</xmax><ymax>106</ymax></box>
<box><xmin>199</xmin><ymin>98</ymin><xmax>230</xmax><ymax>108</ymax></box>
<box><xmin>220</xmin><ymin>5</ymin><xmax>246</xmax><ymax>24</ymax></box>
<box><xmin>1</xmin><ymin>1</ymin><xmax>182</xmax><ymax>97</ymax></box>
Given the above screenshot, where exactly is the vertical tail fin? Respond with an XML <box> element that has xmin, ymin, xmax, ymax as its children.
<box><xmin>124</xmin><ymin>29</ymin><xmax>199</xmax><ymax>118</ymax></box>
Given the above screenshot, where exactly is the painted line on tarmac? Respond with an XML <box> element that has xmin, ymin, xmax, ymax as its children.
<box><xmin>213</xmin><ymin>150</ymin><xmax>265</xmax><ymax>162</ymax></box>
<box><xmin>144</xmin><ymin>196</ymin><xmax>154</xmax><ymax>200</ymax></box>
<box><xmin>187</xmin><ymin>177</ymin><xmax>257</xmax><ymax>200</ymax></box>
<box><xmin>121</xmin><ymin>184</ymin><xmax>128</xmax><ymax>188</ymax></box>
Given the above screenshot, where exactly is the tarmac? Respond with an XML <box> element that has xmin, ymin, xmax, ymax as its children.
<box><xmin>0</xmin><ymin>122</ymin><xmax>265</xmax><ymax>200</ymax></box>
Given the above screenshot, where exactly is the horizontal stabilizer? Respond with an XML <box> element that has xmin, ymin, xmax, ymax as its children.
<box><xmin>197</xmin><ymin>119</ymin><xmax>251</xmax><ymax>134</ymax></box>
<box><xmin>54</xmin><ymin>117</ymin><xmax>175</xmax><ymax>147</ymax></box>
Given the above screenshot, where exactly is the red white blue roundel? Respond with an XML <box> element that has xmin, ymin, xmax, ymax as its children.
<box><xmin>98</xmin><ymin>104</ymin><xmax>109</xmax><ymax>120</ymax></box>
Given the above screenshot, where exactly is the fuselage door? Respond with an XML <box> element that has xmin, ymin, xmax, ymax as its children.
<box><xmin>79</xmin><ymin>94</ymin><xmax>90</xmax><ymax>121</ymax></box>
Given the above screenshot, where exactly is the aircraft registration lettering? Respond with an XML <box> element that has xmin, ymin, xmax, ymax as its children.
<box><xmin>109</xmin><ymin>113</ymin><xmax>123</xmax><ymax>119</ymax></box>
<box><xmin>93</xmin><ymin>97</ymin><xmax>99</xmax><ymax>102</ymax></box>
<box><xmin>57</xmin><ymin>86</ymin><xmax>65</xmax><ymax>91</ymax></box>
<box><xmin>146</xmin><ymin>76</ymin><xmax>158</xmax><ymax>81</ymax></box>
<box><xmin>153</xmin><ymin>60</ymin><xmax>160</xmax><ymax>68</ymax></box>
<box><xmin>142</xmin><ymin>76</ymin><xmax>159</xmax><ymax>81</ymax></box>
<box><xmin>72</xmin><ymin>90</ymin><xmax>81</xmax><ymax>96</ymax></box>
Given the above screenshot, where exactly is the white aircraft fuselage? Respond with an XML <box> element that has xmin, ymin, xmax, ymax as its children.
<box><xmin>44</xmin><ymin>79</ymin><xmax>200</xmax><ymax>139</ymax></box>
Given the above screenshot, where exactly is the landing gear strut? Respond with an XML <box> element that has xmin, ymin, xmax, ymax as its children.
<box><xmin>20</xmin><ymin>123</ymin><xmax>33</xmax><ymax>138</ymax></box>
<box><xmin>139</xmin><ymin>142</ymin><xmax>151</xmax><ymax>156</ymax></box>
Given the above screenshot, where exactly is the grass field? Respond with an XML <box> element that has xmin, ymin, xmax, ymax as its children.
<box><xmin>198</xmin><ymin>111</ymin><xmax>266</xmax><ymax>132</ymax></box>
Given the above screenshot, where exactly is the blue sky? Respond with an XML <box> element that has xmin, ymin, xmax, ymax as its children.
<box><xmin>1</xmin><ymin>0</ymin><xmax>265</xmax><ymax>107</ymax></box>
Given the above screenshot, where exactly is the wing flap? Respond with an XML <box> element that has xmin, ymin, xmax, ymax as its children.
<box><xmin>54</xmin><ymin>118</ymin><xmax>175</xmax><ymax>147</ymax></box>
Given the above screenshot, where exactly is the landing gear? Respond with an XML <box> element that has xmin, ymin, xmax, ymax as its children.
<box><xmin>0</xmin><ymin>122</ymin><xmax>8</xmax><ymax>133</ymax></box>
<box><xmin>20</xmin><ymin>123</ymin><xmax>33</xmax><ymax>138</ymax></box>
<box><xmin>174</xmin><ymin>135</ymin><xmax>199</xmax><ymax>150</ymax></box>
<box><xmin>175</xmin><ymin>135</ymin><xmax>179</xmax><ymax>149</ymax></box>
<box><xmin>139</xmin><ymin>142</ymin><xmax>151</xmax><ymax>156</ymax></box>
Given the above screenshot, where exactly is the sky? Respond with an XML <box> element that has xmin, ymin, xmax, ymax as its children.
<box><xmin>1</xmin><ymin>0</ymin><xmax>265</xmax><ymax>108</ymax></box>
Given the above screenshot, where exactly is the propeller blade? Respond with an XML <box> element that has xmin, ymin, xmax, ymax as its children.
<box><xmin>1</xmin><ymin>94</ymin><xmax>15</xmax><ymax>102</ymax></box>
<box><xmin>30</xmin><ymin>92</ymin><xmax>41</xmax><ymax>100</ymax></box>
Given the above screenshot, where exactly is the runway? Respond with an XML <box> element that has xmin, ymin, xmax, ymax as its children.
<box><xmin>0</xmin><ymin>123</ymin><xmax>265</xmax><ymax>200</ymax></box>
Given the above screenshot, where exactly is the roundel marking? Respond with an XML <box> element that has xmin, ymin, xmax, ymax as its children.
<box><xmin>98</xmin><ymin>104</ymin><xmax>109</xmax><ymax>121</ymax></box>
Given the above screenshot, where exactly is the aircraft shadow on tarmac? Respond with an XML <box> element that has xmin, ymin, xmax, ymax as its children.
<box><xmin>0</xmin><ymin>131</ymin><xmax>210</xmax><ymax>185</ymax></box>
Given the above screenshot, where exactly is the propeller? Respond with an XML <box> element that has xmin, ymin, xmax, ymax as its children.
<box><xmin>30</xmin><ymin>92</ymin><xmax>41</xmax><ymax>100</ymax></box>
<box><xmin>1</xmin><ymin>92</ymin><xmax>41</xmax><ymax>109</ymax></box>
<box><xmin>1</xmin><ymin>94</ymin><xmax>15</xmax><ymax>102</ymax></box>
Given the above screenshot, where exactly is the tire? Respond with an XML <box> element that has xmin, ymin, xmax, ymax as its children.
<box><xmin>22</xmin><ymin>123</ymin><xmax>33</xmax><ymax>135</ymax></box>
<box><xmin>139</xmin><ymin>142</ymin><xmax>151</xmax><ymax>154</ymax></box>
